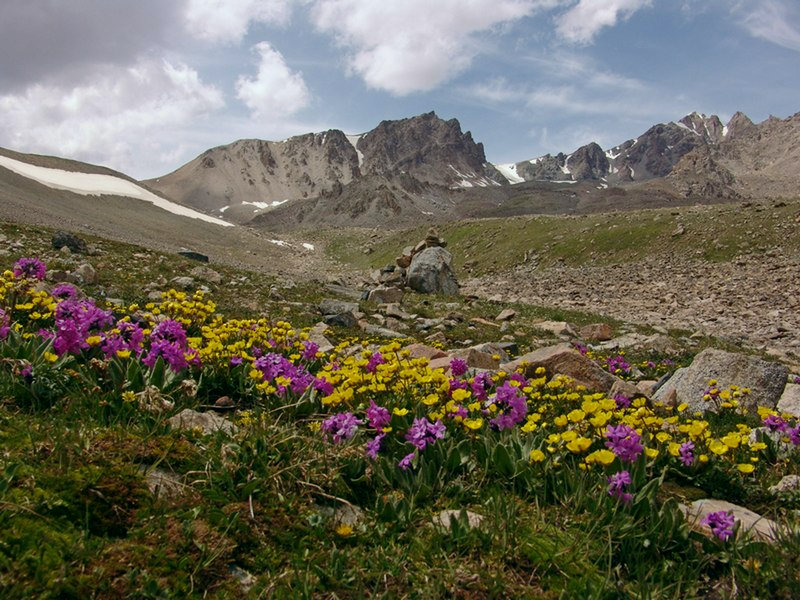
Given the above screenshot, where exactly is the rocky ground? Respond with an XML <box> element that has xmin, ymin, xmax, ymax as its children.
<box><xmin>461</xmin><ymin>250</ymin><xmax>800</xmax><ymax>361</ymax></box>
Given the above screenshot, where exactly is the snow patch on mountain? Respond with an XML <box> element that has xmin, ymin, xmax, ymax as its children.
<box><xmin>0</xmin><ymin>154</ymin><xmax>232</xmax><ymax>227</ymax></box>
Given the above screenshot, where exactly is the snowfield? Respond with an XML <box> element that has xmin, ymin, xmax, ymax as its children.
<box><xmin>0</xmin><ymin>154</ymin><xmax>233</xmax><ymax>227</ymax></box>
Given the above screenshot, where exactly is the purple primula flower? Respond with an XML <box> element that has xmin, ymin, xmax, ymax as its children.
<box><xmin>398</xmin><ymin>452</ymin><xmax>415</xmax><ymax>471</ymax></box>
<box><xmin>614</xmin><ymin>393</ymin><xmax>631</xmax><ymax>409</ymax></box>
<box><xmin>313</xmin><ymin>377</ymin><xmax>334</xmax><ymax>396</ymax></box>
<box><xmin>701</xmin><ymin>510</ymin><xmax>736</xmax><ymax>541</ymax></box>
<box><xmin>679</xmin><ymin>441</ymin><xmax>696</xmax><ymax>466</ymax></box>
<box><xmin>606</xmin><ymin>355</ymin><xmax>631</xmax><ymax>376</ymax></box>
<box><xmin>101</xmin><ymin>320</ymin><xmax>144</xmax><ymax>358</ymax></box>
<box><xmin>51</xmin><ymin>283</ymin><xmax>77</xmax><ymax>300</ymax></box>
<box><xmin>365</xmin><ymin>352</ymin><xmax>385</xmax><ymax>373</ymax></box>
<box><xmin>450</xmin><ymin>357</ymin><xmax>468</xmax><ymax>377</ymax></box>
<box><xmin>365</xmin><ymin>433</ymin><xmax>386</xmax><ymax>460</ymax></box>
<box><xmin>366</xmin><ymin>400</ymin><xmax>391</xmax><ymax>431</ymax></box>
<box><xmin>788</xmin><ymin>425</ymin><xmax>800</xmax><ymax>446</ymax></box>
<box><xmin>20</xmin><ymin>363</ymin><xmax>33</xmax><ymax>382</ymax></box>
<box><xmin>321</xmin><ymin>412</ymin><xmax>362</xmax><ymax>443</ymax></box>
<box><xmin>405</xmin><ymin>417</ymin><xmax>446</xmax><ymax>451</ymax></box>
<box><xmin>763</xmin><ymin>414</ymin><xmax>787</xmax><ymax>432</ymax></box>
<box><xmin>605</xmin><ymin>424</ymin><xmax>644</xmax><ymax>463</ymax></box>
<box><xmin>143</xmin><ymin>319</ymin><xmax>192</xmax><ymax>372</ymax></box>
<box><xmin>252</xmin><ymin>352</ymin><xmax>316</xmax><ymax>396</ymax></box>
<box><xmin>471</xmin><ymin>371</ymin><xmax>494</xmax><ymax>402</ymax></box>
<box><xmin>230</xmin><ymin>356</ymin><xmax>243</xmax><ymax>366</ymax></box>
<box><xmin>301</xmin><ymin>341</ymin><xmax>320</xmax><ymax>362</ymax></box>
<box><xmin>608</xmin><ymin>470</ymin><xmax>633</xmax><ymax>504</ymax></box>
<box><xmin>13</xmin><ymin>257</ymin><xmax>46</xmax><ymax>280</ymax></box>
<box><xmin>0</xmin><ymin>308</ymin><xmax>9</xmax><ymax>341</ymax></box>
<box><xmin>489</xmin><ymin>381</ymin><xmax>528</xmax><ymax>431</ymax></box>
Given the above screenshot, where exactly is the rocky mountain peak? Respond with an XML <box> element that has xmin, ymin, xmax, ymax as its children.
<box><xmin>358</xmin><ymin>112</ymin><xmax>498</xmax><ymax>188</ymax></box>
<box><xmin>725</xmin><ymin>111</ymin><xmax>756</xmax><ymax>139</ymax></box>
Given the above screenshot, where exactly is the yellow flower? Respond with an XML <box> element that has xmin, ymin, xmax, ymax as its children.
<box><xmin>677</xmin><ymin>403</ymin><xmax>688</xmax><ymax>413</ymax></box>
<box><xmin>721</xmin><ymin>433</ymin><xmax>741</xmax><ymax>449</ymax></box>
<box><xmin>392</xmin><ymin>407</ymin><xmax>409</xmax><ymax>416</ymax></box>
<box><xmin>530</xmin><ymin>449</ymin><xmax>546</xmax><ymax>463</ymax></box>
<box><xmin>736</xmin><ymin>463</ymin><xmax>755</xmax><ymax>473</ymax></box>
<box><xmin>585</xmin><ymin>449</ymin><xmax>615</xmax><ymax>466</ymax></box>
<box><xmin>708</xmin><ymin>440</ymin><xmax>728</xmax><ymax>455</ymax></box>
<box><xmin>645</xmin><ymin>447</ymin><xmax>659</xmax><ymax>459</ymax></box>
<box><xmin>567</xmin><ymin>409</ymin><xmax>586</xmax><ymax>423</ymax></box>
<box><xmin>335</xmin><ymin>523</ymin><xmax>354</xmax><ymax>537</ymax></box>
<box><xmin>122</xmin><ymin>391</ymin><xmax>136</xmax><ymax>404</ymax></box>
<box><xmin>86</xmin><ymin>335</ymin><xmax>102</xmax><ymax>347</ymax></box>
<box><xmin>554</xmin><ymin>415</ymin><xmax>568</xmax><ymax>427</ymax></box>
<box><xmin>566</xmin><ymin>437</ymin><xmax>592</xmax><ymax>453</ymax></box>
<box><xmin>422</xmin><ymin>393</ymin><xmax>439</xmax><ymax>406</ymax></box>
<box><xmin>451</xmin><ymin>388</ymin><xmax>471</xmax><ymax>402</ymax></box>
<box><xmin>464</xmin><ymin>418</ymin><xmax>483</xmax><ymax>430</ymax></box>
<box><xmin>43</xmin><ymin>351</ymin><xmax>59</xmax><ymax>363</ymax></box>
<box><xmin>656</xmin><ymin>432</ymin><xmax>672</xmax><ymax>443</ymax></box>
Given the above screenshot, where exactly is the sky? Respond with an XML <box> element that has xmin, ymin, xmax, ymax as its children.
<box><xmin>0</xmin><ymin>0</ymin><xmax>798</xmax><ymax>180</ymax></box>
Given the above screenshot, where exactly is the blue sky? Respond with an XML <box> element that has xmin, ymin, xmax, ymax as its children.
<box><xmin>0</xmin><ymin>0</ymin><xmax>798</xmax><ymax>179</ymax></box>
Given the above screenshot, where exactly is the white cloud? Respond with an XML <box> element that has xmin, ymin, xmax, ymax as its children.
<box><xmin>235</xmin><ymin>42</ymin><xmax>311</xmax><ymax>119</ymax></box>
<box><xmin>556</xmin><ymin>0</ymin><xmax>653</xmax><ymax>44</ymax></box>
<box><xmin>311</xmin><ymin>0</ymin><xmax>555</xmax><ymax>95</ymax></box>
<box><xmin>0</xmin><ymin>59</ymin><xmax>225</xmax><ymax>178</ymax></box>
<box><xmin>738</xmin><ymin>0</ymin><xmax>800</xmax><ymax>52</ymax></box>
<box><xmin>184</xmin><ymin>0</ymin><xmax>295</xmax><ymax>43</ymax></box>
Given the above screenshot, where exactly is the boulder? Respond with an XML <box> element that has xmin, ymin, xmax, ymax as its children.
<box><xmin>189</xmin><ymin>265</ymin><xmax>223</xmax><ymax>284</ymax></box>
<box><xmin>769</xmin><ymin>474</ymin><xmax>800</xmax><ymax>495</ymax></box>
<box><xmin>534</xmin><ymin>320</ymin><xmax>577</xmax><ymax>338</ymax></box>
<box><xmin>450</xmin><ymin>348</ymin><xmax>500</xmax><ymax>371</ymax></box>
<box><xmin>167</xmin><ymin>408</ymin><xmax>237</xmax><ymax>435</ymax></box>
<box><xmin>360</xmin><ymin>323</ymin><xmax>406</xmax><ymax>338</ymax></box>
<box><xmin>579</xmin><ymin>323</ymin><xmax>613</xmax><ymax>342</ymax></box>
<box><xmin>681</xmin><ymin>499</ymin><xmax>782</xmax><ymax>542</ymax></box>
<box><xmin>308</xmin><ymin>322</ymin><xmax>335</xmax><ymax>354</ymax></box>
<box><xmin>495</xmin><ymin>308</ymin><xmax>516</xmax><ymax>322</ymax></box>
<box><xmin>51</xmin><ymin>230</ymin><xmax>88</xmax><ymax>254</ymax></box>
<box><xmin>777</xmin><ymin>383</ymin><xmax>800</xmax><ymax>418</ymax></box>
<box><xmin>406</xmin><ymin>247</ymin><xmax>459</xmax><ymax>296</ymax></box>
<box><xmin>73</xmin><ymin>263</ymin><xmax>97</xmax><ymax>285</ymax></box>
<box><xmin>501</xmin><ymin>343</ymin><xmax>616</xmax><ymax>392</ymax></box>
<box><xmin>652</xmin><ymin>348</ymin><xmax>787</xmax><ymax>413</ymax></box>
<box><xmin>404</xmin><ymin>343</ymin><xmax>448</xmax><ymax>361</ymax></box>
<box><xmin>178</xmin><ymin>250</ymin><xmax>209</xmax><ymax>263</ymax></box>
<box><xmin>170</xmin><ymin>276</ymin><xmax>196</xmax><ymax>290</ymax></box>
<box><xmin>368</xmin><ymin>286</ymin><xmax>404</xmax><ymax>305</ymax></box>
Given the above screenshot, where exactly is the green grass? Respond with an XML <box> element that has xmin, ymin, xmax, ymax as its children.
<box><xmin>320</xmin><ymin>199</ymin><xmax>800</xmax><ymax>275</ymax></box>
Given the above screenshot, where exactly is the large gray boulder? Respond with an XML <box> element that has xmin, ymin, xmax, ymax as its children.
<box><xmin>653</xmin><ymin>348</ymin><xmax>787</xmax><ymax>413</ymax></box>
<box><xmin>406</xmin><ymin>247</ymin><xmax>459</xmax><ymax>295</ymax></box>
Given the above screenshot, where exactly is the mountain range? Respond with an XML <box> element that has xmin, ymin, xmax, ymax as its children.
<box><xmin>1</xmin><ymin>109</ymin><xmax>799</xmax><ymax>236</ymax></box>
<box><xmin>143</xmin><ymin>109</ymin><xmax>800</xmax><ymax>229</ymax></box>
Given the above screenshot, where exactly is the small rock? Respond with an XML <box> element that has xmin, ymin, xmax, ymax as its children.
<box><xmin>534</xmin><ymin>320</ymin><xmax>577</xmax><ymax>338</ymax></box>
<box><xmin>140</xmin><ymin>466</ymin><xmax>185</xmax><ymax>500</ymax></box>
<box><xmin>769</xmin><ymin>474</ymin><xmax>800</xmax><ymax>495</ymax></box>
<box><xmin>51</xmin><ymin>230</ymin><xmax>88</xmax><ymax>253</ymax></box>
<box><xmin>215</xmin><ymin>396</ymin><xmax>234</xmax><ymax>408</ymax></box>
<box><xmin>495</xmin><ymin>308</ymin><xmax>516</xmax><ymax>322</ymax></box>
<box><xmin>167</xmin><ymin>409</ymin><xmax>237</xmax><ymax>435</ymax></box>
<box><xmin>404</xmin><ymin>343</ymin><xmax>448</xmax><ymax>361</ymax></box>
<box><xmin>74</xmin><ymin>263</ymin><xmax>97</xmax><ymax>284</ymax></box>
<box><xmin>433</xmin><ymin>509</ymin><xmax>484</xmax><ymax>532</ymax></box>
<box><xmin>189</xmin><ymin>265</ymin><xmax>223</xmax><ymax>284</ymax></box>
<box><xmin>368</xmin><ymin>286</ymin><xmax>404</xmax><ymax>305</ymax></box>
<box><xmin>170</xmin><ymin>276</ymin><xmax>196</xmax><ymax>290</ymax></box>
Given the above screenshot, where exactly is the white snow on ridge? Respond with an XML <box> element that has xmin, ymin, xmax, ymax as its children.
<box><xmin>345</xmin><ymin>134</ymin><xmax>365</xmax><ymax>167</ymax></box>
<box><xmin>495</xmin><ymin>162</ymin><xmax>525</xmax><ymax>184</ymax></box>
<box><xmin>0</xmin><ymin>154</ymin><xmax>232</xmax><ymax>227</ymax></box>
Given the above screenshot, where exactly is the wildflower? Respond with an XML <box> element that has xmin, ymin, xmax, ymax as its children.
<box><xmin>586</xmin><ymin>449</ymin><xmax>615</xmax><ymax>466</ymax></box>
<box><xmin>0</xmin><ymin>309</ymin><xmax>8</xmax><ymax>340</ymax></box>
<box><xmin>566</xmin><ymin>436</ymin><xmax>592</xmax><ymax>453</ymax></box>
<box><xmin>763</xmin><ymin>414</ymin><xmax>787</xmax><ymax>432</ymax></box>
<box><xmin>301</xmin><ymin>340</ymin><xmax>320</xmax><ymax>361</ymax></box>
<box><xmin>736</xmin><ymin>463</ymin><xmax>755</xmax><ymax>473</ymax></box>
<box><xmin>530</xmin><ymin>449</ymin><xmax>546</xmax><ymax>462</ymax></box>
<box><xmin>365</xmin><ymin>351</ymin><xmax>385</xmax><ymax>373</ymax></box>
<box><xmin>13</xmin><ymin>257</ymin><xmax>46</xmax><ymax>280</ymax></box>
<box><xmin>51</xmin><ymin>283</ymin><xmax>77</xmax><ymax>300</ymax></box>
<box><xmin>398</xmin><ymin>452</ymin><xmax>415</xmax><ymax>471</ymax></box>
<box><xmin>607</xmin><ymin>470</ymin><xmax>633</xmax><ymax>504</ymax></box>
<box><xmin>489</xmin><ymin>381</ymin><xmax>528</xmax><ymax>431</ymax></box>
<box><xmin>605</xmin><ymin>424</ymin><xmax>644</xmax><ymax>463</ymax></box>
<box><xmin>366</xmin><ymin>400</ymin><xmax>391</xmax><ymax>431</ymax></box>
<box><xmin>701</xmin><ymin>511</ymin><xmax>735</xmax><ymax>541</ymax></box>
<box><xmin>321</xmin><ymin>412</ymin><xmax>362</xmax><ymax>443</ymax></box>
<box><xmin>405</xmin><ymin>417</ymin><xmax>446</xmax><ymax>450</ymax></box>
<box><xmin>679</xmin><ymin>441</ymin><xmax>695</xmax><ymax>466</ymax></box>
<box><xmin>365</xmin><ymin>433</ymin><xmax>386</xmax><ymax>460</ymax></box>
<box><xmin>335</xmin><ymin>523</ymin><xmax>354</xmax><ymax>537</ymax></box>
<box><xmin>614</xmin><ymin>394</ymin><xmax>631</xmax><ymax>409</ymax></box>
<box><xmin>450</xmin><ymin>357</ymin><xmax>468</xmax><ymax>377</ymax></box>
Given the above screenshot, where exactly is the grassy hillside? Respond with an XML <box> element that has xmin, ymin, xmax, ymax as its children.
<box><xmin>322</xmin><ymin>199</ymin><xmax>799</xmax><ymax>275</ymax></box>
